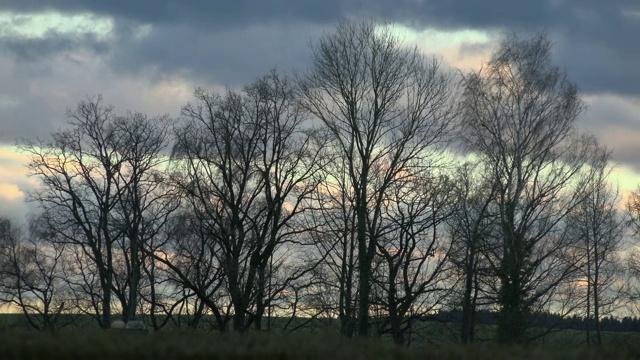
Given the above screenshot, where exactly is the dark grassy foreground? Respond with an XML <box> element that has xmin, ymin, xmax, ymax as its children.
<box><xmin>1</xmin><ymin>330</ymin><xmax>640</xmax><ymax>360</ymax></box>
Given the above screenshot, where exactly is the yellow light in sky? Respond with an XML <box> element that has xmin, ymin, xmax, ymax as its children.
<box><xmin>0</xmin><ymin>146</ymin><xmax>37</xmax><ymax>203</ymax></box>
<box><xmin>0</xmin><ymin>183</ymin><xmax>23</xmax><ymax>201</ymax></box>
<box><xmin>384</xmin><ymin>24</ymin><xmax>493</xmax><ymax>49</ymax></box>
<box><xmin>379</xmin><ymin>23</ymin><xmax>497</xmax><ymax>70</ymax></box>
<box><xmin>612</xmin><ymin>165</ymin><xmax>640</xmax><ymax>203</ymax></box>
<box><xmin>0</xmin><ymin>146</ymin><xmax>25</xmax><ymax>162</ymax></box>
<box><xmin>0</xmin><ymin>11</ymin><xmax>113</xmax><ymax>39</ymax></box>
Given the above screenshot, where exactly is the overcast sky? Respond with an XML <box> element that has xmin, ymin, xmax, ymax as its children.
<box><xmin>0</xmin><ymin>0</ymin><xmax>639</xmax><ymax>219</ymax></box>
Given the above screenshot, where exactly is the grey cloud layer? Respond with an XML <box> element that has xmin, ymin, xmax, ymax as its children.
<box><xmin>0</xmin><ymin>0</ymin><xmax>639</xmax><ymax>172</ymax></box>
<box><xmin>0</xmin><ymin>0</ymin><xmax>638</xmax><ymax>94</ymax></box>
<box><xmin>108</xmin><ymin>22</ymin><xmax>321</xmax><ymax>86</ymax></box>
<box><xmin>0</xmin><ymin>0</ymin><xmax>347</xmax><ymax>28</ymax></box>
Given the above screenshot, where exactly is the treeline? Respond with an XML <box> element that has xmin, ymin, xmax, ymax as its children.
<box><xmin>1</xmin><ymin>21</ymin><xmax>640</xmax><ymax>347</ymax></box>
<box><xmin>437</xmin><ymin>310</ymin><xmax>640</xmax><ymax>333</ymax></box>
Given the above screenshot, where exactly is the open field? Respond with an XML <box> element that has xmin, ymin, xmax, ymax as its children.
<box><xmin>2</xmin><ymin>313</ymin><xmax>640</xmax><ymax>359</ymax></box>
<box><xmin>2</xmin><ymin>330</ymin><xmax>640</xmax><ymax>360</ymax></box>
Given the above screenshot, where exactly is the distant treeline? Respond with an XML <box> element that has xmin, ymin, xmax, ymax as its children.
<box><xmin>432</xmin><ymin>310</ymin><xmax>640</xmax><ymax>333</ymax></box>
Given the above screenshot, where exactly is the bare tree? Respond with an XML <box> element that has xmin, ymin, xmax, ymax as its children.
<box><xmin>459</xmin><ymin>33</ymin><xmax>596</xmax><ymax>344</ymax></box>
<box><xmin>154</xmin><ymin>210</ymin><xmax>231</xmax><ymax>331</ymax></box>
<box><xmin>245</xmin><ymin>72</ymin><xmax>326</xmax><ymax>330</ymax></box>
<box><xmin>308</xmin><ymin>153</ymin><xmax>359</xmax><ymax>337</ymax></box>
<box><xmin>624</xmin><ymin>185</ymin><xmax>640</xmax><ymax>322</ymax></box>
<box><xmin>447</xmin><ymin>163</ymin><xmax>499</xmax><ymax>343</ymax></box>
<box><xmin>0</xmin><ymin>217</ymin><xmax>74</xmax><ymax>332</ymax></box>
<box><xmin>299</xmin><ymin>20</ymin><xmax>457</xmax><ymax>336</ymax></box>
<box><xmin>137</xmin><ymin>238</ymin><xmax>187</xmax><ymax>332</ymax></box>
<box><xmin>109</xmin><ymin>111</ymin><xmax>176</xmax><ymax>323</ymax></box>
<box><xmin>371</xmin><ymin>173</ymin><xmax>456</xmax><ymax>345</ymax></box>
<box><xmin>21</xmin><ymin>96</ymin><xmax>173</xmax><ymax>328</ymax></box>
<box><xmin>21</xmin><ymin>97</ymin><xmax>123</xmax><ymax>328</ymax></box>
<box><xmin>568</xmin><ymin>146</ymin><xmax>625</xmax><ymax>346</ymax></box>
<box><xmin>169</xmin><ymin>71</ymin><xmax>323</xmax><ymax>332</ymax></box>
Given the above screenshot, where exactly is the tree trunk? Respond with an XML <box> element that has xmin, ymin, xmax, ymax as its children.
<box><xmin>228</xmin><ymin>260</ymin><xmax>246</xmax><ymax>332</ymax></box>
<box><xmin>339</xmin><ymin>232</ymin><xmax>356</xmax><ymax>338</ymax></box>
<box><xmin>101</xmin><ymin>270</ymin><xmax>112</xmax><ymax>329</ymax></box>
<box><xmin>357</xmin><ymin>183</ymin><xmax>371</xmax><ymax>337</ymax></box>
<box><xmin>497</xmin><ymin>282</ymin><xmax>526</xmax><ymax>343</ymax></box>
<box><xmin>100</xmin><ymin>242</ymin><xmax>114</xmax><ymax>329</ymax></box>
<box><xmin>388</xmin><ymin>279</ymin><xmax>403</xmax><ymax>345</ymax></box>
<box><xmin>126</xmin><ymin>235</ymin><xmax>140</xmax><ymax>322</ymax></box>
<box><xmin>497</xmin><ymin>245</ymin><xmax>526</xmax><ymax>344</ymax></box>
<box><xmin>586</xmin><ymin>248</ymin><xmax>592</xmax><ymax>347</ymax></box>
<box><xmin>357</xmin><ymin>234</ymin><xmax>370</xmax><ymax>337</ymax></box>
<box><xmin>461</xmin><ymin>241</ymin><xmax>477</xmax><ymax>344</ymax></box>
<box><xmin>594</xmin><ymin>244</ymin><xmax>602</xmax><ymax>346</ymax></box>
<box><xmin>254</xmin><ymin>265</ymin><xmax>266</xmax><ymax>330</ymax></box>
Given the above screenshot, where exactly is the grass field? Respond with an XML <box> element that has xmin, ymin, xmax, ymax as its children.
<box><xmin>3</xmin><ymin>313</ymin><xmax>640</xmax><ymax>359</ymax></box>
<box><xmin>2</xmin><ymin>330</ymin><xmax>640</xmax><ymax>360</ymax></box>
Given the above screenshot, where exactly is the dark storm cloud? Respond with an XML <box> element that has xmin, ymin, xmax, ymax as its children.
<box><xmin>0</xmin><ymin>0</ymin><xmax>347</xmax><ymax>28</ymax></box>
<box><xmin>407</xmin><ymin>0</ymin><xmax>640</xmax><ymax>95</ymax></box>
<box><xmin>578</xmin><ymin>95</ymin><xmax>640</xmax><ymax>171</ymax></box>
<box><xmin>1</xmin><ymin>0</ymin><xmax>638</xmax><ymax>95</ymax></box>
<box><xmin>108</xmin><ymin>22</ymin><xmax>321</xmax><ymax>86</ymax></box>
<box><xmin>424</xmin><ymin>0</ymin><xmax>640</xmax><ymax>96</ymax></box>
<box><xmin>0</xmin><ymin>32</ymin><xmax>109</xmax><ymax>62</ymax></box>
<box><xmin>546</xmin><ymin>1</ymin><xmax>640</xmax><ymax>95</ymax></box>
<box><xmin>0</xmin><ymin>0</ymin><xmax>559</xmax><ymax>31</ymax></box>
<box><xmin>0</xmin><ymin>103</ymin><xmax>55</xmax><ymax>143</ymax></box>
<box><xmin>0</xmin><ymin>0</ymin><xmax>638</xmax><ymax>219</ymax></box>
<box><xmin>1</xmin><ymin>0</ymin><xmax>638</xmax><ymax>164</ymax></box>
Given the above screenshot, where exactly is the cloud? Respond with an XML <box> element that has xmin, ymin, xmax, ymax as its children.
<box><xmin>548</xmin><ymin>3</ymin><xmax>640</xmax><ymax>96</ymax></box>
<box><xmin>597</xmin><ymin>126</ymin><xmax>640</xmax><ymax>173</ymax></box>
<box><xmin>0</xmin><ymin>31</ymin><xmax>193</xmax><ymax>144</ymax></box>
<box><xmin>0</xmin><ymin>146</ymin><xmax>33</xmax><ymax>219</ymax></box>
<box><xmin>0</xmin><ymin>0</ymin><xmax>346</xmax><ymax>29</ymax></box>
<box><xmin>0</xmin><ymin>0</ymin><xmax>637</xmax><ymax>206</ymax></box>
<box><xmin>580</xmin><ymin>95</ymin><xmax>640</xmax><ymax>170</ymax></box>
<box><xmin>109</xmin><ymin>22</ymin><xmax>323</xmax><ymax>86</ymax></box>
<box><xmin>0</xmin><ymin>0</ymin><xmax>637</xmax><ymax>96</ymax></box>
<box><xmin>393</xmin><ymin>26</ymin><xmax>498</xmax><ymax>71</ymax></box>
<box><xmin>0</xmin><ymin>32</ymin><xmax>109</xmax><ymax>61</ymax></box>
<box><xmin>0</xmin><ymin>1</ymin><xmax>634</xmax><ymax>149</ymax></box>
<box><xmin>0</xmin><ymin>183</ymin><xmax>23</xmax><ymax>201</ymax></box>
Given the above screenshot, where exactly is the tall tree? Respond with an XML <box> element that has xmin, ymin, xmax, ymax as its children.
<box><xmin>21</xmin><ymin>96</ymin><xmax>171</xmax><ymax>328</ymax></box>
<box><xmin>110</xmin><ymin>111</ymin><xmax>176</xmax><ymax>322</ymax></box>
<box><xmin>169</xmin><ymin>71</ymin><xmax>323</xmax><ymax>332</ymax></box>
<box><xmin>568</xmin><ymin>147</ymin><xmax>625</xmax><ymax>347</ymax></box>
<box><xmin>447</xmin><ymin>163</ymin><xmax>498</xmax><ymax>344</ymax></box>
<box><xmin>308</xmin><ymin>153</ymin><xmax>359</xmax><ymax>337</ymax></box>
<box><xmin>459</xmin><ymin>33</ymin><xmax>596</xmax><ymax>344</ymax></box>
<box><xmin>624</xmin><ymin>185</ymin><xmax>640</xmax><ymax>321</ymax></box>
<box><xmin>299</xmin><ymin>20</ymin><xmax>457</xmax><ymax>336</ymax></box>
<box><xmin>21</xmin><ymin>97</ymin><xmax>123</xmax><ymax>328</ymax></box>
